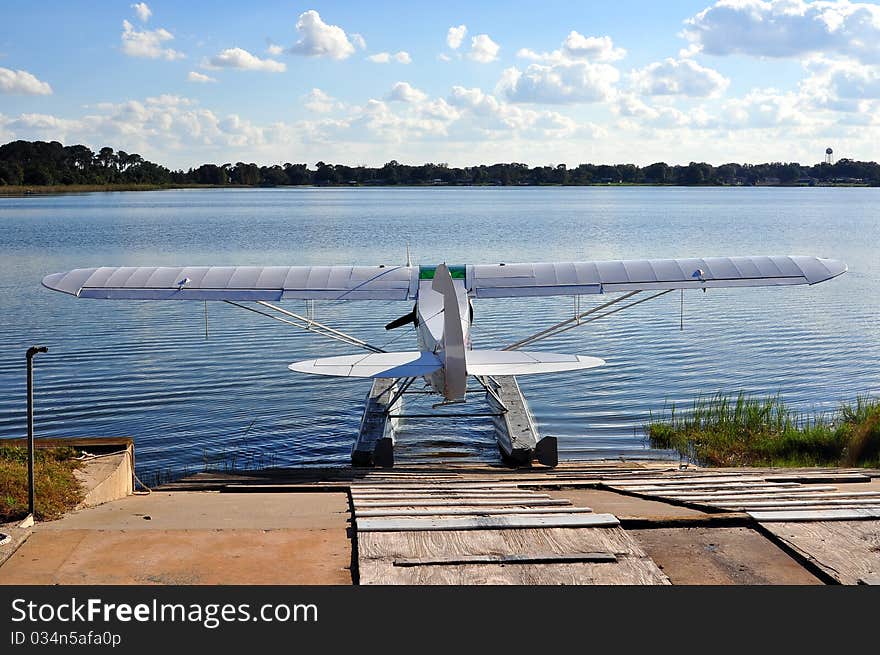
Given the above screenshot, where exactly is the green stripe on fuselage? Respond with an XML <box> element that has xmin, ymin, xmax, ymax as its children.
<box><xmin>419</xmin><ymin>265</ymin><xmax>466</xmax><ymax>280</ymax></box>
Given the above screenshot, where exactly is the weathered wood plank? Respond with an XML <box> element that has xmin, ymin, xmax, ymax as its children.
<box><xmin>763</xmin><ymin>473</ymin><xmax>871</xmax><ymax>484</ymax></box>
<box><xmin>611</xmin><ymin>476</ymin><xmax>766</xmax><ymax>487</ymax></box>
<box><xmin>393</xmin><ymin>552</ymin><xmax>618</xmax><ymax>566</ymax></box>
<box><xmin>354</xmin><ymin>499</ymin><xmax>572</xmax><ymax>508</ymax></box>
<box><xmin>661</xmin><ymin>491</ymin><xmax>880</xmax><ymax>503</ymax></box>
<box><xmin>354</xmin><ymin>506</ymin><xmax>595</xmax><ymax>518</ymax></box>
<box><xmin>357</xmin><ymin>526</ymin><xmax>668</xmax><ymax>585</ymax></box>
<box><xmin>356</xmin><ymin>513</ymin><xmax>619</xmax><ymax>532</ymax></box>
<box><xmin>655</xmin><ymin>485</ymin><xmax>838</xmax><ymax>497</ymax></box>
<box><xmin>716</xmin><ymin>499</ymin><xmax>880</xmax><ymax>509</ymax></box>
<box><xmin>760</xmin><ymin>520</ymin><xmax>880</xmax><ymax>584</ymax></box>
<box><xmin>351</xmin><ymin>491</ymin><xmax>548</xmax><ymax>499</ymax></box>
<box><xmin>751</xmin><ymin>509</ymin><xmax>880</xmax><ymax>522</ymax></box>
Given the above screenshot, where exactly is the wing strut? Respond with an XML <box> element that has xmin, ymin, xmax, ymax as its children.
<box><xmin>223</xmin><ymin>300</ymin><xmax>386</xmax><ymax>353</ymax></box>
<box><xmin>504</xmin><ymin>289</ymin><xmax>675</xmax><ymax>350</ymax></box>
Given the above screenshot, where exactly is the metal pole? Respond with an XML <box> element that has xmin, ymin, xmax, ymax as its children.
<box><xmin>26</xmin><ymin>345</ymin><xmax>48</xmax><ymax>517</ymax></box>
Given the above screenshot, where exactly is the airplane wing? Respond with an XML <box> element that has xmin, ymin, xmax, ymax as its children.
<box><xmin>42</xmin><ymin>256</ymin><xmax>846</xmax><ymax>302</ymax></box>
<box><xmin>42</xmin><ymin>265</ymin><xmax>417</xmax><ymax>301</ymax></box>
<box><xmin>465</xmin><ymin>256</ymin><xmax>846</xmax><ymax>298</ymax></box>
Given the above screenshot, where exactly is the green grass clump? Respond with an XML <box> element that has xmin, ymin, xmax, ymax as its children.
<box><xmin>0</xmin><ymin>445</ymin><xmax>84</xmax><ymax>521</ymax></box>
<box><xmin>645</xmin><ymin>393</ymin><xmax>880</xmax><ymax>468</ymax></box>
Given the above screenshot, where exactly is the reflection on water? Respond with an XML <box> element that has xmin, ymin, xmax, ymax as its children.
<box><xmin>0</xmin><ymin>187</ymin><xmax>877</xmax><ymax>479</ymax></box>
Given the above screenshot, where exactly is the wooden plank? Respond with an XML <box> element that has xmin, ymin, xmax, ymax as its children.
<box><xmin>356</xmin><ymin>513</ymin><xmax>620</xmax><ymax>532</ymax></box>
<box><xmin>655</xmin><ymin>485</ymin><xmax>838</xmax><ymax>497</ymax></box>
<box><xmin>715</xmin><ymin>498</ymin><xmax>880</xmax><ymax>509</ymax></box>
<box><xmin>664</xmin><ymin>492</ymin><xmax>880</xmax><ymax>504</ymax></box>
<box><xmin>750</xmin><ymin>508</ymin><xmax>880</xmax><ymax>522</ymax></box>
<box><xmin>393</xmin><ymin>552</ymin><xmax>618</xmax><ymax>566</ymax></box>
<box><xmin>354</xmin><ymin>506</ymin><xmax>595</xmax><ymax>518</ymax></box>
<box><xmin>354</xmin><ymin>499</ymin><xmax>572</xmax><ymax>508</ymax></box>
<box><xmin>610</xmin><ymin>476</ymin><xmax>766</xmax><ymax>487</ymax></box>
<box><xmin>351</xmin><ymin>491</ymin><xmax>547</xmax><ymax>499</ymax></box>
<box><xmin>357</xmin><ymin>526</ymin><xmax>669</xmax><ymax>585</ymax></box>
<box><xmin>351</xmin><ymin>483</ymin><xmax>523</xmax><ymax>491</ymax></box>
<box><xmin>763</xmin><ymin>473</ymin><xmax>871</xmax><ymax>483</ymax></box>
<box><xmin>760</xmin><ymin>520</ymin><xmax>880</xmax><ymax>584</ymax></box>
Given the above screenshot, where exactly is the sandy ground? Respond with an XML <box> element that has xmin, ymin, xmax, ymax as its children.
<box><xmin>631</xmin><ymin>527</ymin><xmax>823</xmax><ymax>585</ymax></box>
<box><xmin>0</xmin><ymin>492</ymin><xmax>352</xmax><ymax>585</ymax></box>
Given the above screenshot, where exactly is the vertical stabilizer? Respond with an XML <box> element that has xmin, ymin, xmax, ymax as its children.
<box><xmin>431</xmin><ymin>263</ymin><xmax>467</xmax><ymax>401</ymax></box>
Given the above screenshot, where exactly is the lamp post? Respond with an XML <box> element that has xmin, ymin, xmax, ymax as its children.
<box><xmin>26</xmin><ymin>345</ymin><xmax>48</xmax><ymax>518</ymax></box>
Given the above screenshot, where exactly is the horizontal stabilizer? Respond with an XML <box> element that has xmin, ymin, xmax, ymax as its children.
<box><xmin>466</xmin><ymin>350</ymin><xmax>605</xmax><ymax>376</ymax></box>
<box><xmin>289</xmin><ymin>351</ymin><xmax>441</xmax><ymax>379</ymax></box>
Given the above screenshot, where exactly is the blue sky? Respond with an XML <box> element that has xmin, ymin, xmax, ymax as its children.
<box><xmin>1</xmin><ymin>1</ymin><xmax>879</xmax><ymax>168</ymax></box>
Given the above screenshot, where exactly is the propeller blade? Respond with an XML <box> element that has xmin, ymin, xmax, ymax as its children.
<box><xmin>385</xmin><ymin>310</ymin><xmax>417</xmax><ymax>331</ymax></box>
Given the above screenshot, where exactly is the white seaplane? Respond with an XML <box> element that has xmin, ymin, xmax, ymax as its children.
<box><xmin>43</xmin><ymin>256</ymin><xmax>846</xmax><ymax>407</ymax></box>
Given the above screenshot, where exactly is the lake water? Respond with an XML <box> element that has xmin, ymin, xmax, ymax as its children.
<box><xmin>1</xmin><ymin>187</ymin><xmax>878</xmax><ymax>480</ymax></box>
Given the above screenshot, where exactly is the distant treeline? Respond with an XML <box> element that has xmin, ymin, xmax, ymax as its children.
<box><xmin>2</xmin><ymin>139</ymin><xmax>879</xmax><ymax>188</ymax></box>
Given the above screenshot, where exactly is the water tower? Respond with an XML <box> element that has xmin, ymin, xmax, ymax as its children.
<box><xmin>825</xmin><ymin>147</ymin><xmax>833</xmax><ymax>164</ymax></box>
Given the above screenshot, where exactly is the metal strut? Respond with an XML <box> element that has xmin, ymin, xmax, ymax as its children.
<box><xmin>223</xmin><ymin>300</ymin><xmax>386</xmax><ymax>353</ymax></box>
<box><xmin>504</xmin><ymin>289</ymin><xmax>676</xmax><ymax>350</ymax></box>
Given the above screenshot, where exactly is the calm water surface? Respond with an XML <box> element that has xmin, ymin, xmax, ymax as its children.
<box><xmin>0</xmin><ymin>187</ymin><xmax>878</xmax><ymax>478</ymax></box>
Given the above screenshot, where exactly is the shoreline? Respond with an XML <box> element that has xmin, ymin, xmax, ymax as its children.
<box><xmin>1</xmin><ymin>181</ymin><xmax>876</xmax><ymax>196</ymax></box>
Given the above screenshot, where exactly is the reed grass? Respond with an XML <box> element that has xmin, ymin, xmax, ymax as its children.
<box><xmin>645</xmin><ymin>393</ymin><xmax>880</xmax><ymax>467</ymax></box>
<box><xmin>0</xmin><ymin>445</ymin><xmax>84</xmax><ymax>521</ymax></box>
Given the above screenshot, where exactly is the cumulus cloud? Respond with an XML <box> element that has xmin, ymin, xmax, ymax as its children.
<box><xmin>683</xmin><ymin>0</ymin><xmax>880</xmax><ymax>62</ymax></box>
<box><xmin>447</xmin><ymin>25</ymin><xmax>467</xmax><ymax>49</ymax></box>
<box><xmin>131</xmin><ymin>2</ymin><xmax>151</xmax><ymax>22</ymax></box>
<box><xmin>187</xmin><ymin>71</ymin><xmax>216</xmax><ymax>83</ymax></box>
<box><xmin>386</xmin><ymin>82</ymin><xmax>427</xmax><ymax>103</ymax></box>
<box><xmin>468</xmin><ymin>34</ymin><xmax>500</xmax><ymax>63</ymax></box>
<box><xmin>720</xmin><ymin>87</ymin><xmax>812</xmax><ymax>128</ymax></box>
<box><xmin>290</xmin><ymin>10</ymin><xmax>356</xmax><ymax>60</ymax></box>
<box><xmin>367</xmin><ymin>51</ymin><xmax>411</xmax><ymax>64</ymax></box>
<box><xmin>266</xmin><ymin>44</ymin><xmax>284</xmax><ymax>56</ymax></box>
<box><xmin>205</xmin><ymin>48</ymin><xmax>286</xmax><ymax>72</ymax></box>
<box><xmin>0</xmin><ymin>94</ymin><xmax>282</xmax><ymax>159</ymax></box>
<box><xmin>303</xmin><ymin>88</ymin><xmax>343</xmax><ymax>113</ymax></box>
<box><xmin>519</xmin><ymin>32</ymin><xmax>626</xmax><ymax>63</ymax></box>
<box><xmin>351</xmin><ymin>33</ymin><xmax>367</xmax><ymax>50</ymax></box>
<box><xmin>0</xmin><ymin>67</ymin><xmax>52</xmax><ymax>95</ymax></box>
<box><xmin>121</xmin><ymin>19</ymin><xmax>184</xmax><ymax>60</ymax></box>
<box><xmin>631</xmin><ymin>58</ymin><xmax>729</xmax><ymax>98</ymax></box>
<box><xmin>497</xmin><ymin>60</ymin><xmax>620</xmax><ymax>104</ymax></box>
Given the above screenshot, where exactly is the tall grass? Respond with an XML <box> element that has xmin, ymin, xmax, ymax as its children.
<box><xmin>645</xmin><ymin>393</ymin><xmax>880</xmax><ymax>467</ymax></box>
<box><xmin>0</xmin><ymin>446</ymin><xmax>84</xmax><ymax>521</ymax></box>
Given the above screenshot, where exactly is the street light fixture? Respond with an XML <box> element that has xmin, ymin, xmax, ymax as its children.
<box><xmin>26</xmin><ymin>345</ymin><xmax>48</xmax><ymax>518</ymax></box>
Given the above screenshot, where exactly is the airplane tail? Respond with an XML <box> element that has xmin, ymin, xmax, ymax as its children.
<box><xmin>431</xmin><ymin>263</ymin><xmax>468</xmax><ymax>400</ymax></box>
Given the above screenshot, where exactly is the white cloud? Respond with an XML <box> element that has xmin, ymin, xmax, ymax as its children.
<box><xmin>497</xmin><ymin>61</ymin><xmax>620</xmax><ymax>104</ymax></box>
<box><xmin>131</xmin><ymin>2</ymin><xmax>151</xmax><ymax>22</ymax></box>
<box><xmin>290</xmin><ymin>10</ymin><xmax>356</xmax><ymax>60</ymax></box>
<box><xmin>121</xmin><ymin>19</ymin><xmax>184</xmax><ymax>60</ymax></box>
<box><xmin>386</xmin><ymin>82</ymin><xmax>427</xmax><ymax>103</ymax></box>
<box><xmin>721</xmin><ymin>88</ymin><xmax>813</xmax><ymax>128</ymax></box>
<box><xmin>517</xmin><ymin>32</ymin><xmax>626</xmax><ymax>63</ymax></box>
<box><xmin>367</xmin><ymin>51</ymin><xmax>411</xmax><ymax>64</ymax></box>
<box><xmin>206</xmin><ymin>48</ymin><xmax>286</xmax><ymax>72</ymax></box>
<box><xmin>303</xmin><ymin>88</ymin><xmax>343</xmax><ymax>113</ymax></box>
<box><xmin>187</xmin><ymin>71</ymin><xmax>216</xmax><ymax>83</ymax></box>
<box><xmin>631</xmin><ymin>58</ymin><xmax>730</xmax><ymax>98</ymax></box>
<box><xmin>468</xmin><ymin>34</ymin><xmax>500</xmax><ymax>63</ymax></box>
<box><xmin>447</xmin><ymin>25</ymin><xmax>467</xmax><ymax>49</ymax></box>
<box><xmin>438</xmin><ymin>53</ymin><xmax>452</xmax><ymax>62</ymax></box>
<box><xmin>266</xmin><ymin>44</ymin><xmax>284</xmax><ymax>56</ymax></box>
<box><xmin>0</xmin><ymin>67</ymin><xmax>52</xmax><ymax>95</ymax></box>
<box><xmin>683</xmin><ymin>0</ymin><xmax>880</xmax><ymax>62</ymax></box>
<box><xmin>351</xmin><ymin>33</ymin><xmax>367</xmax><ymax>50</ymax></box>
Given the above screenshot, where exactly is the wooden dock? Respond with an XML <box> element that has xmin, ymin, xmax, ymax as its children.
<box><xmin>350</xmin><ymin>473</ymin><xmax>668</xmax><ymax>584</ymax></box>
<box><xmin>52</xmin><ymin>460</ymin><xmax>878</xmax><ymax>585</ymax></box>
